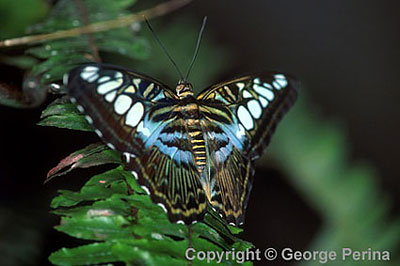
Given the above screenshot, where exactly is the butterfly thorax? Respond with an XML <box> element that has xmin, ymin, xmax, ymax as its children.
<box><xmin>176</xmin><ymin>81</ymin><xmax>194</xmax><ymax>99</ymax></box>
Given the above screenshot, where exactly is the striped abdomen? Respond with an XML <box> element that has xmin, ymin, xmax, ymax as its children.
<box><xmin>188</xmin><ymin>123</ymin><xmax>207</xmax><ymax>172</ymax></box>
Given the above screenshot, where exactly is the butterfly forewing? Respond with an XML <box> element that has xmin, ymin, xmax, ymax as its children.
<box><xmin>65</xmin><ymin>64</ymin><xmax>177</xmax><ymax>156</ymax></box>
<box><xmin>197</xmin><ymin>73</ymin><xmax>299</xmax><ymax>224</ymax></box>
<box><xmin>197</xmin><ymin>73</ymin><xmax>299</xmax><ymax>159</ymax></box>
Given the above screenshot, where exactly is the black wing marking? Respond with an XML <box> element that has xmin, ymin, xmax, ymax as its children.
<box><xmin>197</xmin><ymin>73</ymin><xmax>299</xmax><ymax>225</ymax></box>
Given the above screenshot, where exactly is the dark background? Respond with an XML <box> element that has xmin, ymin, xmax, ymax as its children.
<box><xmin>1</xmin><ymin>0</ymin><xmax>399</xmax><ymax>265</ymax></box>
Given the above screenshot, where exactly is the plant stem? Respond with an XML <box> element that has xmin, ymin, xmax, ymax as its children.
<box><xmin>0</xmin><ymin>0</ymin><xmax>192</xmax><ymax>48</ymax></box>
<box><xmin>74</xmin><ymin>0</ymin><xmax>101</xmax><ymax>62</ymax></box>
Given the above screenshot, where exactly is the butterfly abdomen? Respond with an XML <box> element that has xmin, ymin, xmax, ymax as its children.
<box><xmin>188</xmin><ymin>127</ymin><xmax>207</xmax><ymax>172</ymax></box>
<box><xmin>179</xmin><ymin>102</ymin><xmax>208</xmax><ymax>172</ymax></box>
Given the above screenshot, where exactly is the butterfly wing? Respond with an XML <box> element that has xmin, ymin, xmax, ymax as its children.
<box><xmin>65</xmin><ymin>63</ymin><xmax>207</xmax><ymax>224</ymax></box>
<box><xmin>123</xmin><ymin>119</ymin><xmax>207</xmax><ymax>224</ymax></box>
<box><xmin>65</xmin><ymin>63</ymin><xmax>178</xmax><ymax>156</ymax></box>
<box><xmin>200</xmin><ymin>122</ymin><xmax>255</xmax><ymax>226</ymax></box>
<box><xmin>197</xmin><ymin>73</ymin><xmax>299</xmax><ymax>225</ymax></box>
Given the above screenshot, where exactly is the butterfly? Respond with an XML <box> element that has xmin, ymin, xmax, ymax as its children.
<box><xmin>64</xmin><ymin>63</ymin><xmax>299</xmax><ymax>226</ymax></box>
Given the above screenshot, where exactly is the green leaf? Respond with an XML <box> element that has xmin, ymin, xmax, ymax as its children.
<box><xmin>49</xmin><ymin>242</ymin><xmax>118</xmax><ymax>265</ymax></box>
<box><xmin>38</xmin><ymin>98</ymin><xmax>93</xmax><ymax>131</ymax></box>
<box><xmin>38</xmin><ymin>113</ymin><xmax>93</xmax><ymax>131</ymax></box>
<box><xmin>50</xmin><ymin>165</ymin><xmax>252</xmax><ymax>264</ymax></box>
<box><xmin>50</xmin><ymin>167</ymin><xmax>128</xmax><ymax>208</ymax></box>
<box><xmin>56</xmin><ymin>214</ymin><xmax>133</xmax><ymax>241</ymax></box>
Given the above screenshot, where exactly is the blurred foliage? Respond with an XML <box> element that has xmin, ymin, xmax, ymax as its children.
<box><xmin>129</xmin><ymin>16</ymin><xmax>232</xmax><ymax>91</ymax></box>
<box><xmin>25</xmin><ymin>0</ymin><xmax>149</xmax><ymax>85</ymax></box>
<box><xmin>268</xmin><ymin>96</ymin><xmax>400</xmax><ymax>265</ymax></box>
<box><xmin>0</xmin><ymin>0</ymin><xmax>48</xmax><ymax>39</ymax></box>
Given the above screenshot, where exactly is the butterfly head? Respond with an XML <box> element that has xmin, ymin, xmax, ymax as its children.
<box><xmin>176</xmin><ymin>80</ymin><xmax>194</xmax><ymax>99</ymax></box>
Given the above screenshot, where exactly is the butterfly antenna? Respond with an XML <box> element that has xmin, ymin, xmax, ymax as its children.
<box><xmin>145</xmin><ymin>18</ymin><xmax>184</xmax><ymax>81</ymax></box>
<box><xmin>185</xmin><ymin>16</ymin><xmax>207</xmax><ymax>82</ymax></box>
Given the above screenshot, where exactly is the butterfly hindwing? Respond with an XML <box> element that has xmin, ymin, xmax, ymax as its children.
<box><xmin>197</xmin><ymin>73</ymin><xmax>299</xmax><ymax>224</ymax></box>
<box><xmin>201</xmin><ymin>122</ymin><xmax>255</xmax><ymax>225</ymax></box>
<box><xmin>123</xmin><ymin>119</ymin><xmax>208</xmax><ymax>224</ymax></box>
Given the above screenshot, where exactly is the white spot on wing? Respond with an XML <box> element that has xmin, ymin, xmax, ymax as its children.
<box><xmin>83</xmin><ymin>66</ymin><xmax>98</xmax><ymax>72</ymax></box>
<box><xmin>272</xmin><ymin>80</ymin><xmax>282</xmax><ymax>90</ymax></box>
<box><xmin>123</xmin><ymin>152</ymin><xmax>131</xmax><ymax>163</ymax></box>
<box><xmin>80</xmin><ymin>66</ymin><xmax>99</xmax><ymax>81</ymax></box>
<box><xmin>274</xmin><ymin>74</ymin><xmax>288</xmax><ymax>89</ymax></box>
<box><xmin>236</xmin><ymin>124</ymin><xmax>246</xmax><ymax>139</ymax></box>
<box><xmin>253</xmin><ymin>78</ymin><xmax>261</xmax><ymax>84</ymax></box>
<box><xmin>229</xmin><ymin>222</ymin><xmax>236</xmax><ymax>226</ymax></box>
<box><xmin>242</xmin><ymin>90</ymin><xmax>252</xmax><ymax>98</ymax></box>
<box><xmin>157</xmin><ymin>203</ymin><xmax>168</xmax><ymax>213</ymax></box>
<box><xmin>98</xmin><ymin>76</ymin><xmax>111</xmax><ymax>83</ymax></box>
<box><xmin>94</xmin><ymin>129</ymin><xmax>103</xmax><ymax>137</ymax></box>
<box><xmin>176</xmin><ymin>220</ymin><xmax>185</xmax><ymax>225</ymax></box>
<box><xmin>105</xmin><ymin>90</ymin><xmax>117</xmax><ymax>102</ymax></box>
<box><xmin>115</xmin><ymin>72</ymin><xmax>123</xmax><ymax>79</ymax></box>
<box><xmin>247</xmin><ymin>99</ymin><xmax>262</xmax><ymax>119</ymax></box>
<box><xmin>133</xmin><ymin>78</ymin><xmax>141</xmax><ymax>88</ymax></box>
<box><xmin>107</xmin><ymin>143</ymin><xmax>115</xmax><ymax>149</ymax></box>
<box><xmin>125</xmin><ymin>102</ymin><xmax>144</xmax><ymax>127</ymax></box>
<box><xmin>236</xmin><ymin>82</ymin><xmax>245</xmax><ymax>90</ymax></box>
<box><xmin>141</xmin><ymin>185</ymin><xmax>150</xmax><ymax>195</ymax></box>
<box><xmin>97</xmin><ymin>79</ymin><xmax>123</xmax><ymax>95</ymax></box>
<box><xmin>51</xmin><ymin>83</ymin><xmax>60</xmax><ymax>89</ymax></box>
<box><xmin>259</xmin><ymin>96</ymin><xmax>269</xmax><ymax>108</ymax></box>
<box><xmin>237</xmin><ymin>105</ymin><xmax>254</xmax><ymax>130</ymax></box>
<box><xmin>85</xmin><ymin>115</ymin><xmax>93</xmax><ymax>124</ymax></box>
<box><xmin>114</xmin><ymin>95</ymin><xmax>132</xmax><ymax>115</ymax></box>
<box><xmin>76</xmin><ymin>105</ymin><xmax>84</xmax><ymax>112</ymax></box>
<box><xmin>254</xmin><ymin>84</ymin><xmax>274</xmax><ymax>101</ymax></box>
<box><xmin>136</xmin><ymin>121</ymin><xmax>150</xmax><ymax>137</ymax></box>
<box><xmin>263</xmin><ymin>82</ymin><xmax>273</xmax><ymax>90</ymax></box>
<box><xmin>86</xmin><ymin>73</ymin><xmax>99</xmax><ymax>83</ymax></box>
<box><xmin>131</xmin><ymin>171</ymin><xmax>138</xmax><ymax>180</ymax></box>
